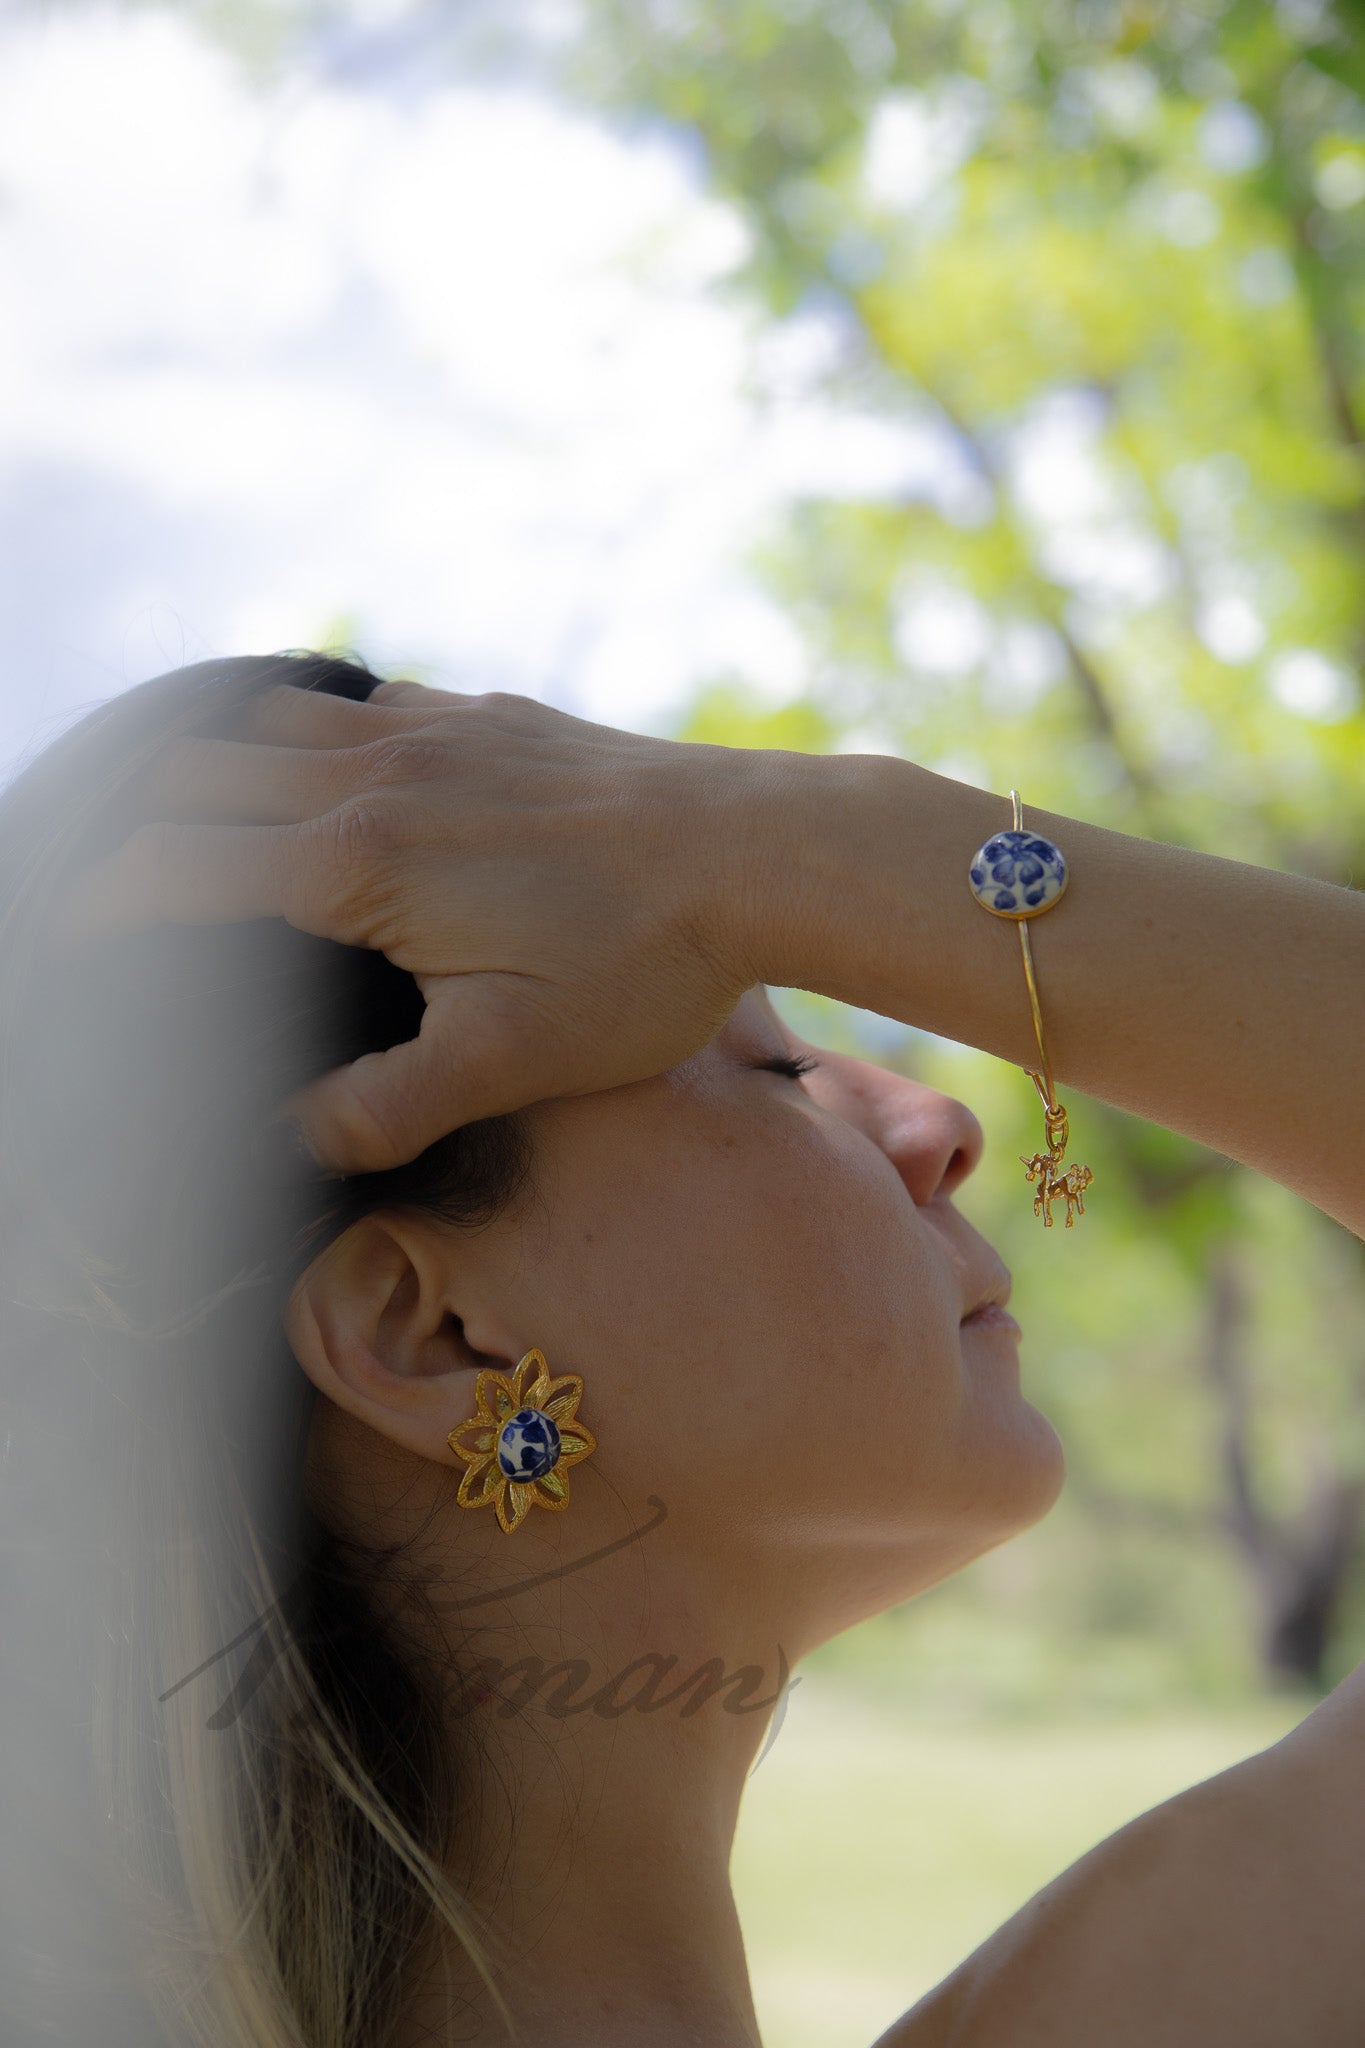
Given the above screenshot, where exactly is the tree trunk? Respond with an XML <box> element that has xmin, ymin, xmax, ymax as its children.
<box><xmin>1201</xmin><ymin>1243</ymin><xmax>1363</xmax><ymax>1691</ymax></box>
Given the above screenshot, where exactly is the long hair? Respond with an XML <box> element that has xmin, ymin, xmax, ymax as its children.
<box><xmin>0</xmin><ymin>651</ymin><xmax>529</xmax><ymax>2046</ymax></box>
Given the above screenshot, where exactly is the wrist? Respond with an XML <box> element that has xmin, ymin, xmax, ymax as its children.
<box><xmin>714</xmin><ymin>744</ymin><xmax>878</xmax><ymax>996</ymax></box>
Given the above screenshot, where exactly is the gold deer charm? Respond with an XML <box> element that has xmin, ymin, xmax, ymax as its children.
<box><xmin>1020</xmin><ymin>1149</ymin><xmax>1094</xmax><ymax>1228</ymax></box>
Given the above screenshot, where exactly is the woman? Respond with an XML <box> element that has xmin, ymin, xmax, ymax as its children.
<box><xmin>2</xmin><ymin>648</ymin><xmax>1361</xmax><ymax>2047</ymax></box>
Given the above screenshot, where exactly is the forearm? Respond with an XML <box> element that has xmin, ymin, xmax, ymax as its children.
<box><xmin>749</xmin><ymin>750</ymin><xmax>1365</xmax><ymax>1241</ymax></box>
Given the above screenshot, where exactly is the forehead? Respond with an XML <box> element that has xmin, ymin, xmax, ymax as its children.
<box><xmin>723</xmin><ymin>984</ymin><xmax>786</xmax><ymax>1040</ymax></box>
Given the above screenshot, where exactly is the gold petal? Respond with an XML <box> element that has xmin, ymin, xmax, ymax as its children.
<box><xmin>533</xmin><ymin>1468</ymin><xmax>569</xmax><ymax>1509</ymax></box>
<box><xmin>457</xmin><ymin>1457</ymin><xmax>502</xmax><ymax>1510</ymax></box>
<box><xmin>477</xmin><ymin>1368</ymin><xmax>518</xmax><ymax>1423</ymax></box>
<box><xmin>447</xmin><ymin>1422</ymin><xmax>496</xmax><ymax>1464</ymax></box>
<box><xmin>555</xmin><ymin>1424</ymin><xmax>596</xmax><ymax>1464</ymax></box>
<box><xmin>496</xmin><ymin>1480</ymin><xmax>532</xmax><ymax>1534</ymax></box>
<box><xmin>541</xmin><ymin>1375</ymin><xmax>583</xmax><ymax>1423</ymax></box>
<box><xmin>513</xmin><ymin>1348</ymin><xmax>548</xmax><ymax>1405</ymax></box>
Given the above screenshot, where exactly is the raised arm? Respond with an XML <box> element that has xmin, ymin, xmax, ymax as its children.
<box><xmin>745</xmin><ymin>749</ymin><xmax>1365</xmax><ymax>1244</ymax></box>
<box><xmin>70</xmin><ymin>679</ymin><xmax>1365</xmax><ymax>1234</ymax></box>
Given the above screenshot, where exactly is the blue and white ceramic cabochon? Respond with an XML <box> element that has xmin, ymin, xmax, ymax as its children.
<box><xmin>968</xmin><ymin>829</ymin><xmax>1068</xmax><ymax>918</ymax></box>
<box><xmin>496</xmin><ymin>1406</ymin><xmax>562</xmax><ymax>1482</ymax></box>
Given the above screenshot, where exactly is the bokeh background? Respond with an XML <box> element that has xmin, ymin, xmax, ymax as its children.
<box><xmin>5</xmin><ymin>2</ymin><xmax>1365</xmax><ymax>2042</ymax></box>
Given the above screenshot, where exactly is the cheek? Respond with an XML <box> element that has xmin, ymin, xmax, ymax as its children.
<box><xmin>528</xmin><ymin>1096</ymin><xmax>968</xmax><ymax>1526</ymax></box>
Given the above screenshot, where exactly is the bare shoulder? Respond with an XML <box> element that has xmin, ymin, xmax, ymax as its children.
<box><xmin>871</xmin><ymin>1661</ymin><xmax>1365</xmax><ymax>2048</ymax></box>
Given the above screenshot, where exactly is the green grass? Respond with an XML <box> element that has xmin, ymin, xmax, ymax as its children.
<box><xmin>730</xmin><ymin>1675</ymin><xmax>1305</xmax><ymax>2048</ymax></box>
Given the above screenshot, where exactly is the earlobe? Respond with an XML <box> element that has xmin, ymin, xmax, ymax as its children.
<box><xmin>283</xmin><ymin>1213</ymin><xmax>514</xmax><ymax>1466</ymax></box>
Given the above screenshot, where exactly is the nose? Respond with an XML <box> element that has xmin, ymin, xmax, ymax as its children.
<box><xmin>883</xmin><ymin>1077</ymin><xmax>986</xmax><ymax>1208</ymax></box>
<box><xmin>821</xmin><ymin>1050</ymin><xmax>986</xmax><ymax>1208</ymax></box>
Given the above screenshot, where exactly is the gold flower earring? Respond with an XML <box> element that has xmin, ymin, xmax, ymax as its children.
<box><xmin>446</xmin><ymin>1348</ymin><xmax>598</xmax><ymax>1534</ymax></box>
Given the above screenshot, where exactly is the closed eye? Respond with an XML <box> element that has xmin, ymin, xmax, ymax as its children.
<box><xmin>754</xmin><ymin>1052</ymin><xmax>822</xmax><ymax>1081</ymax></box>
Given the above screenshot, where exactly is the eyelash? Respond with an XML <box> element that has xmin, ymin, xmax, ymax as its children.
<box><xmin>757</xmin><ymin>1052</ymin><xmax>822</xmax><ymax>1081</ymax></box>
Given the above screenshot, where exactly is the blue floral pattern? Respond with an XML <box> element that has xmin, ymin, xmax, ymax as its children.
<box><xmin>968</xmin><ymin>828</ymin><xmax>1067</xmax><ymax>917</ymax></box>
<box><xmin>496</xmin><ymin>1406</ymin><xmax>562</xmax><ymax>1481</ymax></box>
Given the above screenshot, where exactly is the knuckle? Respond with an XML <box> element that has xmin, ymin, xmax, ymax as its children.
<box><xmin>319</xmin><ymin>796</ymin><xmax>404</xmax><ymax>868</ymax></box>
<box><xmin>353</xmin><ymin>734</ymin><xmax>449</xmax><ymax>787</ymax></box>
<box><xmin>385</xmin><ymin>735</ymin><xmax>450</xmax><ymax>784</ymax></box>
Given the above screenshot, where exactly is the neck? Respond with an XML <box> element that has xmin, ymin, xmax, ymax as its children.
<box><xmin>391</xmin><ymin>1559</ymin><xmax>786</xmax><ymax>2047</ymax></box>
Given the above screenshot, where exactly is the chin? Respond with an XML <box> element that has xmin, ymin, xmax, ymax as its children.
<box><xmin>862</xmin><ymin>1413</ymin><xmax>1065</xmax><ymax>1613</ymax></box>
<box><xmin>980</xmin><ymin>1398</ymin><xmax>1067</xmax><ymax>1544</ymax></box>
<box><xmin>928</xmin><ymin>1394</ymin><xmax>1067</xmax><ymax>1578</ymax></box>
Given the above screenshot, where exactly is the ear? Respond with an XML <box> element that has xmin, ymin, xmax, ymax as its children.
<box><xmin>283</xmin><ymin>1212</ymin><xmax>518</xmax><ymax>1467</ymax></box>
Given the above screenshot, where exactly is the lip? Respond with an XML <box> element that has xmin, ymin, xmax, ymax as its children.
<box><xmin>960</xmin><ymin>1304</ymin><xmax>1021</xmax><ymax>1332</ymax></box>
<box><xmin>961</xmin><ymin>1264</ymin><xmax>1014</xmax><ymax>1322</ymax></box>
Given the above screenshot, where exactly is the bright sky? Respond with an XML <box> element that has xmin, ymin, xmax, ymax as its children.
<box><xmin>3</xmin><ymin>3</ymin><xmax>1355</xmax><ymax>800</ymax></box>
<box><xmin>0</xmin><ymin>1</ymin><xmax>951</xmax><ymax>784</ymax></box>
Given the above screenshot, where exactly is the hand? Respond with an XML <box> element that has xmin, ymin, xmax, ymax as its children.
<box><xmin>58</xmin><ymin>682</ymin><xmax>768</xmax><ymax>1171</ymax></box>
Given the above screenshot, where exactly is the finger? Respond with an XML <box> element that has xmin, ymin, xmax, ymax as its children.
<box><xmin>284</xmin><ymin>985</ymin><xmax>564</xmax><ymax>1172</ymax></box>
<box><xmin>55</xmin><ymin>819</ymin><xmax>301</xmax><ymax>943</ymax></box>
<box><xmin>238</xmin><ymin>684</ymin><xmax>430</xmax><ymax>749</ymax></box>
<box><xmin>129</xmin><ymin>736</ymin><xmax>362</xmax><ymax>826</ymax></box>
<box><xmin>368</xmin><ymin>680</ymin><xmax>475</xmax><ymax>709</ymax></box>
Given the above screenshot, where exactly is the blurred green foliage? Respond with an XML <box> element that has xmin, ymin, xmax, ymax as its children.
<box><xmin>559</xmin><ymin>0</ymin><xmax>1365</xmax><ymax>1705</ymax></box>
<box><xmin>732</xmin><ymin>1673</ymin><xmax>1304</xmax><ymax>2048</ymax></box>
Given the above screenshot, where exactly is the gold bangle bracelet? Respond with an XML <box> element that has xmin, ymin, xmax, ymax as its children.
<box><xmin>967</xmin><ymin>792</ymin><xmax>1093</xmax><ymax>1229</ymax></box>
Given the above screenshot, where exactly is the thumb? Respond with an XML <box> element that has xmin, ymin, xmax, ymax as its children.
<box><xmin>285</xmin><ymin>981</ymin><xmax>565</xmax><ymax>1173</ymax></box>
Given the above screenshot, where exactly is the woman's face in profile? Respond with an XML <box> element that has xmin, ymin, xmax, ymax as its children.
<box><xmin>407</xmin><ymin>981</ymin><xmax>1066</xmax><ymax>1647</ymax></box>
